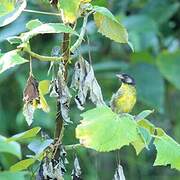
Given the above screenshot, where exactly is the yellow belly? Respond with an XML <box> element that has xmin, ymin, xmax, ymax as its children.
<box><xmin>111</xmin><ymin>83</ymin><xmax>136</xmax><ymax>113</ymax></box>
<box><xmin>115</xmin><ymin>93</ymin><xmax>136</xmax><ymax>113</ymax></box>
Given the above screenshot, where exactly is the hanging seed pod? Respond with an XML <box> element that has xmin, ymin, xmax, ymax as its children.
<box><xmin>23</xmin><ymin>75</ymin><xmax>40</xmax><ymax>126</ymax></box>
<box><xmin>36</xmin><ymin>158</ymin><xmax>65</xmax><ymax>180</ymax></box>
<box><xmin>23</xmin><ymin>75</ymin><xmax>50</xmax><ymax>125</ymax></box>
<box><xmin>55</xmin><ymin>62</ymin><xmax>72</xmax><ymax>124</ymax></box>
<box><xmin>71</xmin><ymin>57</ymin><xmax>106</xmax><ymax>110</ymax></box>
<box><xmin>23</xmin><ymin>75</ymin><xmax>39</xmax><ymax>102</ymax></box>
<box><xmin>71</xmin><ymin>156</ymin><xmax>82</xmax><ymax>180</ymax></box>
<box><xmin>36</xmin><ymin>146</ymin><xmax>67</xmax><ymax>180</ymax></box>
<box><xmin>49</xmin><ymin>0</ymin><xmax>58</xmax><ymax>7</ymax></box>
<box><xmin>113</xmin><ymin>164</ymin><xmax>126</xmax><ymax>180</ymax></box>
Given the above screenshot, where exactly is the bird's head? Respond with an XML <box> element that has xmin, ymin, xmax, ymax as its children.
<box><xmin>116</xmin><ymin>73</ymin><xmax>135</xmax><ymax>85</ymax></box>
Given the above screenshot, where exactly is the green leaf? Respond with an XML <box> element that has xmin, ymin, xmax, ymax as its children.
<box><xmin>10</xmin><ymin>158</ymin><xmax>36</xmax><ymax>172</ymax></box>
<box><xmin>26</xmin><ymin>19</ymin><xmax>43</xmax><ymax>30</ymax></box>
<box><xmin>126</xmin><ymin>63</ymin><xmax>165</xmax><ymax>113</ymax></box>
<box><xmin>130</xmin><ymin>51</ymin><xmax>154</xmax><ymax>64</ymax></box>
<box><xmin>0</xmin><ymin>0</ymin><xmax>27</xmax><ymax>27</ymax></box>
<box><xmin>135</xmin><ymin>110</ymin><xmax>154</xmax><ymax>121</ymax></box>
<box><xmin>123</xmin><ymin>15</ymin><xmax>158</xmax><ymax>34</ymax></box>
<box><xmin>157</xmin><ymin>50</ymin><xmax>180</xmax><ymax>90</ymax></box>
<box><xmin>7</xmin><ymin>36</ymin><xmax>23</xmax><ymax>44</ymax></box>
<box><xmin>93</xmin><ymin>6</ymin><xmax>128</xmax><ymax>44</ymax></box>
<box><xmin>76</xmin><ymin>106</ymin><xmax>139</xmax><ymax>152</ymax></box>
<box><xmin>92</xmin><ymin>0</ymin><xmax>107</xmax><ymax>6</ymax></box>
<box><xmin>0</xmin><ymin>50</ymin><xmax>28</xmax><ymax>74</ymax></box>
<box><xmin>137</xmin><ymin>119</ymin><xmax>155</xmax><ymax>135</ymax></box>
<box><xmin>0</xmin><ymin>135</ymin><xmax>21</xmax><ymax>159</ymax></box>
<box><xmin>58</xmin><ymin>0</ymin><xmax>81</xmax><ymax>23</ymax></box>
<box><xmin>93</xmin><ymin>61</ymin><xmax>129</xmax><ymax>72</ymax></box>
<box><xmin>123</xmin><ymin>15</ymin><xmax>158</xmax><ymax>52</ymax></box>
<box><xmin>81</xmin><ymin>0</ymin><xmax>92</xmax><ymax>3</ymax></box>
<box><xmin>7</xmin><ymin>127</ymin><xmax>41</xmax><ymax>142</ymax></box>
<box><xmin>138</xmin><ymin>127</ymin><xmax>151</xmax><ymax>149</ymax></box>
<box><xmin>21</xmin><ymin>23</ymin><xmax>78</xmax><ymax>42</ymax></box>
<box><xmin>28</xmin><ymin>139</ymin><xmax>53</xmax><ymax>155</ymax></box>
<box><xmin>141</xmin><ymin>1</ymin><xmax>180</xmax><ymax>24</ymax></box>
<box><xmin>0</xmin><ymin>1</ymin><xmax>14</xmax><ymax>16</ymax></box>
<box><xmin>131</xmin><ymin>119</ymin><xmax>155</xmax><ymax>155</ymax></box>
<box><xmin>0</xmin><ymin>171</ymin><xmax>27</xmax><ymax>180</ymax></box>
<box><xmin>153</xmin><ymin>128</ymin><xmax>180</xmax><ymax>170</ymax></box>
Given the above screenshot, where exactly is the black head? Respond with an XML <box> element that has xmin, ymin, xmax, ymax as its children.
<box><xmin>116</xmin><ymin>73</ymin><xmax>135</xmax><ymax>85</ymax></box>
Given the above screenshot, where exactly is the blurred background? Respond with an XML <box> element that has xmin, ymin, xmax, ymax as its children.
<box><xmin>0</xmin><ymin>0</ymin><xmax>180</xmax><ymax>179</ymax></box>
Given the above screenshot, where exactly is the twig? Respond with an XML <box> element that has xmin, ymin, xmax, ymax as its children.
<box><xmin>70</xmin><ymin>11</ymin><xmax>93</xmax><ymax>53</ymax></box>
<box><xmin>64</xmin><ymin>144</ymin><xmax>82</xmax><ymax>151</ymax></box>
<box><xmin>23</xmin><ymin>47</ymin><xmax>63</xmax><ymax>62</ymax></box>
<box><xmin>23</xmin><ymin>9</ymin><xmax>61</xmax><ymax>16</ymax></box>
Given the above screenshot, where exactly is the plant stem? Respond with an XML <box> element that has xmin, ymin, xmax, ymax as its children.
<box><xmin>62</xmin><ymin>33</ymin><xmax>70</xmax><ymax>79</ymax></box>
<box><xmin>70</xmin><ymin>11</ymin><xmax>92</xmax><ymax>53</ymax></box>
<box><xmin>23</xmin><ymin>47</ymin><xmax>62</xmax><ymax>62</ymax></box>
<box><xmin>53</xmin><ymin>32</ymin><xmax>70</xmax><ymax>159</ymax></box>
<box><xmin>23</xmin><ymin>9</ymin><xmax>61</xmax><ymax>16</ymax></box>
<box><xmin>54</xmin><ymin>33</ymin><xmax>70</xmax><ymax>139</ymax></box>
<box><xmin>64</xmin><ymin>144</ymin><xmax>82</xmax><ymax>151</ymax></box>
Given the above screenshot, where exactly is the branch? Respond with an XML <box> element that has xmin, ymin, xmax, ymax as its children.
<box><xmin>53</xmin><ymin>33</ymin><xmax>70</xmax><ymax>159</ymax></box>
<box><xmin>23</xmin><ymin>47</ymin><xmax>62</xmax><ymax>62</ymax></box>
<box><xmin>64</xmin><ymin>144</ymin><xmax>82</xmax><ymax>151</ymax></box>
<box><xmin>70</xmin><ymin>11</ymin><xmax>93</xmax><ymax>53</ymax></box>
<box><xmin>54</xmin><ymin>33</ymin><xmax>70</xmax><ymax>139</ymax></box>
<box><xmin>23</xmin><ymin>9</ymin><xmax>61</xmax><ymax>16</ymax></box>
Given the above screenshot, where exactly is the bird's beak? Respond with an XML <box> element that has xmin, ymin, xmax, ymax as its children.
<box><xmin>116</xmin><ymin>74</ymin><xmax>124</xmax><ymax>80</ymax></box>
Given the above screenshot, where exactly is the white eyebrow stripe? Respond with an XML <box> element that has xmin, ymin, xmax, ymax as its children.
<box><xmin>126</xmin><ymin>77</ymin><xmax>132</xmax><ymax>83</ymax></box>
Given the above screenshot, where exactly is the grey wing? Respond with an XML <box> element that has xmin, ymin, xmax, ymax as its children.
<box><xmin>110</xmin><ymin>89</ymin><xmax>123</xmax><ymax>111</ymax></box>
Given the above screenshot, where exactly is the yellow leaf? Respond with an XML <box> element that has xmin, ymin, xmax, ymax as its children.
<box><xmin>38</xmin><ymin>80</ymin><xmax>50</xmax><ymax>95</ymax></box>
<box><xmin>38</xmin><ymin>80</ymin><xmax>50</xmax><ymax>112</ymax></box>
<box><xmin>32</xmin><ymin>99</ymin><xmax>39</xmax><ymax>109</ymax></box>
<box><xmin>58</xmin><ymin>0</ymin><xmax>81</xmax><ymax>23</ymax></box>
<box><xmin>58</xmin><ymin>0</ymin><xmax>91</xmax><ymax>23</ymax></box>
<box><xmin>39</xmin><ymin>92</ymin><xmax>49</xmax><ymax>112</ymax></box>
<box><xmin>81</xmin><ymin>0</ymin><xmax>92</xmax><ymax>3</ymax></box>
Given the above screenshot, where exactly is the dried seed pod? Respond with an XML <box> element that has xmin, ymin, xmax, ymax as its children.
<box><xmin>23</xmin><ymin>75</ymin><xmax>50</xmax><ymax>125</ymax></box>
<box><xmin>49</xmin><ymin>62</ymin><xmax>72</xmax><ymax>124</ymax></box>
<box><xmin>71</xmin><ymin>156</ymin><xmax>82</xmax><ymax>180</ymax></box>
<box><xmin>23</xmin><ymin>75</ymin><xmax>40</xmax><ymax>126</ymax></box>
<box><xmin>23</xmin><ymin>75</ymin><xmax>39</xmax><ymax>102</ymax></box>
<box><xmin>36</xmin><ymin>146</ymin><xmax>67</xmax><ymax>180</ymax></box>
<box><xmin>113</xmin><ymin>164</ymin><xmax>126</xmax><ymax>180</ymax></box>
<box><xmin>23</xmin><ymin>102</ymin><xmax>35</xmax><ymax>126</ymax></box>
<box><xmin>36</xmin><ymin>158</ymin><xmax>65</xmax><ymax>180</ymax></box>
<box><xmin>71</xmin><ymin>57</ymin><xmax>105</xmax><ymax>110</ymax></box>
<box><xmin>49</xmin><ymin>0</ymin><xmax>58</xmax><ymax>7</ymax></box>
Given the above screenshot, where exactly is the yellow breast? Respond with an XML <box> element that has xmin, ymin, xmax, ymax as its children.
<box><xmin>111</xmin><ymin>83</ymin><xmax>136</xmax><ymax>114</ymax></box>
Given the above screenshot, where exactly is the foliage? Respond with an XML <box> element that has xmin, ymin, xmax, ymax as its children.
<box><xmin>0</xmin><ymin>135</ymin><xmax>21</xmax><ymax>159</ymax></box>
<box><xmin>76</xmin><ymin>106</ymin><xmax>180</xmax><ymax>170</ymax></box>
<box><xmin>0</xmin><ymin>50</ymin><xmax>28</xmax><ymax>74</ymax></box>
<box><xmin>154</xmin><ymin>128</ymin><xmax>180</xmax><ymax>170</ymax></box>
<box><xmin>0</xmin><ymin>0</ymin><xmax>180</xmax><ymax>179</ymax></box>
<box><xmin>0</xmin><ymin>0</ymin><xmax>27</xmax><ymax>27</ymax></box>
<box><xmin>76</xmin><ymin>106</ymin><xmax>139</xmax><ymax>152</ymax></box>
<box><xmin>93</xmin><ymin>6</ymin><xmax>128</xmax><ymax>44</ymax></box>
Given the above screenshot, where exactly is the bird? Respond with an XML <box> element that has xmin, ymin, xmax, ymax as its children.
<box><xmin>110</xmin><ymin>73</ymin><xmax>137</xmax><ymax>114</ymax></box>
